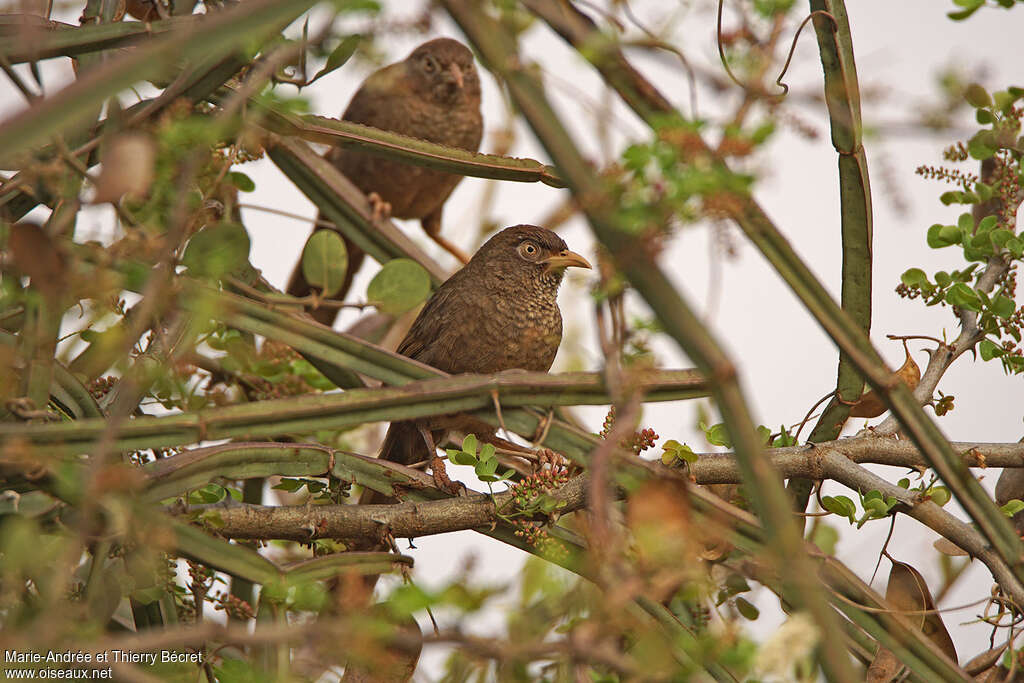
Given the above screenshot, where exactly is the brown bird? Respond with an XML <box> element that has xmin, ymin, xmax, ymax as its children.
<box><xmin>378</xmin><ymin>225</ymin><xmax>591</xmax><ymax>486</ymax></box>
<box><xmin>288</xmin><ymin>37</ymin><xmax>484</xmax><ymax>325</ymax></box>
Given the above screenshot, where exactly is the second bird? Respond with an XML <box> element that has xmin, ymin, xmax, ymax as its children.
<box><xmin>288</xmin><ymin>37</ymin><xmax>484</xmax><ymax>324</ymax></box>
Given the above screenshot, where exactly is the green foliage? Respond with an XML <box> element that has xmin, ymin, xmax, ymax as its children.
<box><xmin>366</xmin><ymin>258</ymin><xmax>432</xmax><ymax>314</ymax></box>
<box><xmin>948</xmin><ymin>0</ymin><xmax>1024</xmax><ymax>21</ymax></box>
<box><xmin>300</xmin><ymin>230</ymin><xmax>348</xmax><ymax>297</ymax></box>
<box><xmin>904</xmin><ymin>83</ymin><xmax>1024</xmax><ymax>373</ymax></box>
<box><xmin>308</xmin><ymin>34</ymin><xmax>362</xmax><ymax>85</ymax></box>
<box><xmin>615</xmin><ymin>116</ymin><xmax>755</xmax><ymax>238</ymax></box>
<box><xmin>446</xmin><ymin>434</ymin><xmax>516</xmax><ymax>484</ymax></box>
<box><xmin>182</xmin><ymin>221</ymin><xmax>252</xmax><ymax>280</ymax></box>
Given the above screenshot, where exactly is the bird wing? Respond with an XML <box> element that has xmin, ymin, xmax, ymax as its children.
<box><xmin>341</xmin><ymin>63</ymin><xmax>415</xmax><ymax>130</ymax></box>
<box><xmin>396</xmin><ymin>269</ymin><xmax>486</xmax><ymax>373</ymax></box>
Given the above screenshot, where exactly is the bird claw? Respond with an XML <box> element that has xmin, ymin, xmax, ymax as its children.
<box><xmin>431</xmin><ymin>454</ymin><xmax>464</xmax><ymax>496</ymax></box>
<box><xmin>367</xmin><ymin>192</ymin><xmax>392</xmax><ymax>223</ymax></box>
<box><xmin>535</xmin><ymin>447</ymin><xmax>569</xmax><ymax>471</ymax></box>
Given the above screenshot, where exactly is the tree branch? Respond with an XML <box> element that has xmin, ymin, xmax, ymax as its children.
<box><xmin>179</xmin><ymin>475</ymin><xmax>587</xmax><ymax>542</ymax></box>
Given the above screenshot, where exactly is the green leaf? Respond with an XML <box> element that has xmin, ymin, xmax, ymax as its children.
<box><xmin>945</xmin><ymin>283</ymin><xmax>982</xmax><ymax>311</ymax></box>
<box><xmin>366</xmin><ymin>258</ymin><xmax>432</xmax><ymax>315</ymax></box>
<box><xmin>700</xmin><ymin>422</ymin><xmax>732</xmax><ymax>447</ymax></box>
<box><xmin>948</xmin><ymin>0</ymin><xmax>983</xmax><ymax>19</ymax></box>
<box><xmin>821</xmin><ymin>495</ymin><xmax>856</xmax><ymax>521</ymax></box>
<box><xmin>939</xmin><ymin>190</ymin><xmax>963</xmax><ymax>205</ymax></box>
<box><xmin>992</xmin><ymin>229</ymin><xmax>1014</xmax><ymax>249</ymax></box>
<box><xmin>964</xmin><ymin>82</ymin><xmax>992</xmax><ymax>108</ymax></box>
<box><xmin>863</xmin><ymin>497</ymin><xmax>891</xmax><ymax>518</ymax></box>
<box><xmin>479</xmin><ymin>443</ymin><xmax>496</xmax><ymax>462</ymax></box>
<box><xmin>734</xmin><ymin>596</ymin><xmax>759</xmax><ymax>620</ymax></box>
<box><xmin>755</xmin><ymin>425</ymin><xmax>771</xmax><ymax>446</ymax></box>
<box><xmin>446</xmin><ymin>448</ymin><xmax>476</xmax><ymax>466</ymax></box>
<box><xmin>474</xmin><ymin>456</ymin><xmax>498</xmax><ymax>478</ymax></box>
<box><xmin>928</xmin><ymin>486</ymin><xmax>951</xmax><ymax>506</ymax></box>
<box><xmin>1006</xmin><ymin>237</ymin><xmax>1024</xmax><ymax>258</ymax></box>
<box><xmin>810</xmin><ymin>523</ymin><xmax>838</xmax><ymax>555</ymax></box>
<box><xmin>462</xmin><ymin>434</ymin><xmax>478</xmax><ymax>458</ymax></box>
<box><xmin>228</xmin><ymin>171</ymin><xmax>256</xmax><ymax>192</ymax></box>
<box><xmin>900</xmin><ymin>268</ymin><xmax>929</xmax><ymax>287</ymax></box>
<box><xmin>772</xmin><ymin>427</ymin><xmax>797</xmax><ymax>447</ymax></box>
<box><xmin>309</xmin><ymin>34</ymin><xmax>361</xmax><ymax>85</ymax></box>
<box><xmin>976</xmin><ymin>183</ymin><xmax>994</xmax><ymax>202</ymax></box>
<box><xmin>979</xmin><ymin>338</ymin><xmax>1003</xmax><ymax>361</ymax></box>
<box><xmin>993</xmin><ymin>90</ymin><xmax>1017</xmax><ymax>113</ymax></box>
<box><xmin>968</xmin><ymin>130</ymin><xmax>996</xmax><ymax>159</ymax></box>
<box><xmin>301</xmin><ymin>230</ymin><xmax>349</xmax><ymax>297</ymax></box>
<box><xmin>661</xmin><ymin>439</ymin><xmax>697</xmax><ymax>464</ymax></box>
<box><xmin>977</xmin><ymin>215</ymin><xmax>998</xmax><ymax>233</ymax></box>
<box><xmin>181</xmin><ymin>221</ymin><xmax>251</xmax><ymax>279</ymax></box>
<box><xmin>992</xmin><ymin>295</ymin><xmax>1016</xmax><ymax>319</ymax></box>
<box><xmin>1000</xmin><ymin>499</ymin><xmax>1024</xmax><ymax>517</ymax></box>
<box><xmin>927</xmin><ymin>224</ymin><xmax>960</xmax><ymax>248</ymax></box>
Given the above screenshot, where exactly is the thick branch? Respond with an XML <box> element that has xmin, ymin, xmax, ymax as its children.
<box><xmin>180</xmin><ymin>475</ymin><xmax>587</xmax><ymax>542</ymax></box>
<box><xmin>690</xmin><ymin>438</ymin><xmax>1024</xmax><ymax>483</ymax></box>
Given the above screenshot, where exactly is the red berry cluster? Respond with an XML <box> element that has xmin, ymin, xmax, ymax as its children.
<box><xmin>511</xmin><ymin>520</ymin><xmax>568</xmax><ymax>561</ymax></box>
<box><xmin>625</xmin><ymin>427</ymin><xmax>659</xmax><ymax>455</ymax></box>
<box><xmin>212</xmin><ymin>591</ymin><xmax>255</xmax><ymax>620</ymax></box>
<box><xmin>508</xmin><ymin>467</ymin><xmax>570</xmax><ymax>508</ymax></box>
<box><xmin>88</xmin><ymin>375</ymin><xmax>117</xmax><ymax>399</ymax></box>
<box><xmin>598</xmin><ymin>406</ymin><xmax>659</xmax><ymax>454</ymax></box>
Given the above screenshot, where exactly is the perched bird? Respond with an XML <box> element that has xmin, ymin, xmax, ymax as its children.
<box><xmin>288</xmin><ymin>37</ymin><xmax>484</xmax><ymax>325</ymax></box>
<box><xmin>378</xmin><ymin>225</ymin><xmax>591</xmax><ymax>484</ymax></box>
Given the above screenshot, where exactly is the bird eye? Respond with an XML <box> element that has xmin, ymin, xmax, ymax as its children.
<box><xmin>422</xmin><ymin>55</ymin><xmax>437</xmax><ymax>73</ymax></box>
<box><xmin>517</xmin><ymin>241</ymin><xmax>539</xmax><ymax>260</ymax></box>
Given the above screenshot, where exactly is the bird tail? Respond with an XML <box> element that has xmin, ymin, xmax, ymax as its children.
<box><xmin>378</xmin><ymin>421</ymin><xmax>429</xmax><ymax>466</ymax></box>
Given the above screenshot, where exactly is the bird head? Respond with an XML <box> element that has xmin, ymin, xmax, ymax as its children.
<box><xmin>468</xmin><ymin>225</ymin><xmax>591</xmax><ymax>290</ymax></box>
<box><xmin>406</xmin><ymin>37</ymin><xmax>481</xmax><ymax>104</ymax></box>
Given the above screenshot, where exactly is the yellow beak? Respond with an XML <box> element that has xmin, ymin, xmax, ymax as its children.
<box><xmin>541</xmin><ymin>249</ymin><xmax>592</xmax><ymax>270</ymax></box>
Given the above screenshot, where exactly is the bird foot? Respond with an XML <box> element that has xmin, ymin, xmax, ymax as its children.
<box><xmin>535</xmin><ymin>447</ymin><xmax>570</xmax><ymax>471</ymax></box>
<box><xmin>367</xmin><ymin>192</ymin><xmax>392</xmax><ymax>223</ymax></box>
<box><xmin>431</xmin><ymin>454</ymin><xmax>464</xmax><ymax>496</ymax></box>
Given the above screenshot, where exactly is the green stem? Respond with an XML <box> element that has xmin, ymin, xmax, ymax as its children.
<box><xmin>795</xmin><ymin>0</ymin><xmax>874</xmax><ymax>515</ymax></box>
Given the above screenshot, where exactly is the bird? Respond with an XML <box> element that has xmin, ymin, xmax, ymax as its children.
<box><xmin>288</xmin><ymin>37</ymin><xmax>484</xmax><ymax>325</ymax></box>
<box><xmin>377</xmin><ymin>225</ymin><xmax>591</xmax><ymax>488</ymax></box>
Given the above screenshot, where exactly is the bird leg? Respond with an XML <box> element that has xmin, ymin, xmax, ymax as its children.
<box><xmin>367</xmin><ymin>192</ymin><xmax>392</xmax><ymax>223</ymax></box>
<box><xmin>421</xmin><ymin>209</ymin><xmax>471</xmax><ymax>264</ymax></box>
<box><xmin>419</xmin><ymin>427</ymin><xmax>462</xmax><ymax>495</ymax></box>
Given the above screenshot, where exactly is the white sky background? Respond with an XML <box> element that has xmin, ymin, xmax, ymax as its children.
<box><xmin>3</xmin><ymin>0</ymin><xmax>1024</xmax><ymax>676</ymax></box>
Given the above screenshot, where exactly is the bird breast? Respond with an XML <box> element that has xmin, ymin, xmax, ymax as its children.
<box><xmin>481</xmin><ymin>274</ymin><xmax>563</xmax><ymax>373</ymax></box>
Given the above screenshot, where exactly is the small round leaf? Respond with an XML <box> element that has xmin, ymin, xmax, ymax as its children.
<box><xmin>301</xmin><ymin>231</ymin><xmax>348</xmax><ymax>297</ymax></box>
<box><xmin>182</xmin><ymin>221</ymin><xmax>251</xmax><ymax>279</ymax></box>
<box><xmin>367</xmin><ymin>258</ymin><xmax>432</xmax><ymax>315</ymax></box>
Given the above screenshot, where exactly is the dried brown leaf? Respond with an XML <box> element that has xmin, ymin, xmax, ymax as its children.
<box><xmin>884</xmin><ymin>560</ymin><xmax>957</xmax><ymax>663</ymax></box>
<box><xmin>850</xmin><ymin>342</ymin><xmax>921</xmax><ymax>418</ymax></box>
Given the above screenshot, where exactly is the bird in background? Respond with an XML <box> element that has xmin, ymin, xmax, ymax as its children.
<box><xmin>377</xmin><ymin>224</ymin><xmax>591</xmax><ymax>491</ymax></box>
<box><xmin>288</xmin><ymin>37</ymin><xmax>484</xmax><ymax>325</ymax></box>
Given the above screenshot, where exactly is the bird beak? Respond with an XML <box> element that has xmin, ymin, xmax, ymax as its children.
<box><xmin>541</xmin><ymin>249</ymin><xmax>592</xmax><ymax>271</ymax></box>
<box><xmin>446</xmin><ymin>63</ymin><xmax>464</xmax><ymax>89</ymax></box>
